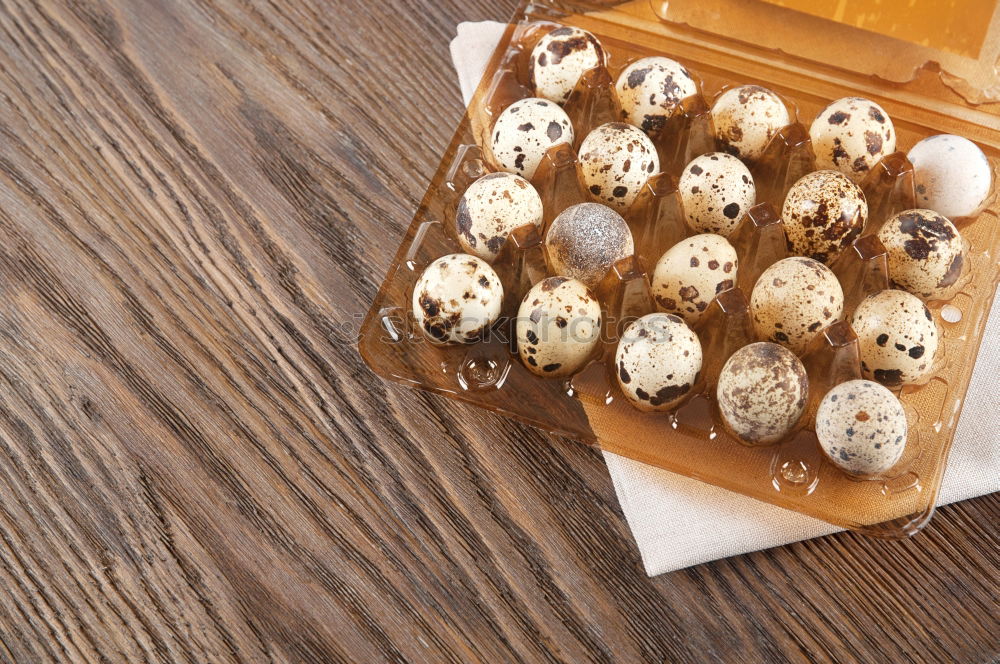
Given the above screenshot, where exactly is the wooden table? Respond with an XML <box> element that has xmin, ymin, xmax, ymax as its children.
<box><xmin>0</xmin><ymin>1</ymin><xmax>996</xmax><ymax>661</ymax></box>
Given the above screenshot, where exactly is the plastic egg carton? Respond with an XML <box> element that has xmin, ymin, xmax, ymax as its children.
<box><xmin>359</xmin><ymin>0</ymin><xmax>1000</xmax><ymax>535</ymax></box>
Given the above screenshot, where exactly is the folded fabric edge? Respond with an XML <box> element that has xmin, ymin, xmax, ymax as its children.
<box><xmin>604</xmin><ymin>452</ymin><xmax>843</xmax><ymax>574</ymax></box>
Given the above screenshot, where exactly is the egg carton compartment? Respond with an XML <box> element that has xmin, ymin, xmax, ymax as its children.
<box><xmin>358</xmin><ymin>0</ymin><xmax>1000</xmax><ymax>535</ymax></box>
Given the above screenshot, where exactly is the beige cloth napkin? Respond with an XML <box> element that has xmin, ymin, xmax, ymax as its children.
<box><xmin>450</xmin><ymin>21</ymin><xmax>1000</xmax><ymax>576</ymax></box>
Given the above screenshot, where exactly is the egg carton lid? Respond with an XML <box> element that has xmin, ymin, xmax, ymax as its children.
<box><xmin>657</xmin><ymin>0</ymin><xmax>1000</xmax><ymax>104</ymax></box>
<box><xmin>556</xmin><ymin>0</ymin><xmax>1000</xmax><ymax>129</ymax></box>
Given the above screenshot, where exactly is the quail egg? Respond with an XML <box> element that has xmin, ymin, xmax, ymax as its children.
<box><xmin>651</xmin><ymin>233</ymin><xmax>738</xmax><ymax>325</ymax></box>
<box><xmin>908</xmin><ymin>134</ymin><xmax>993</xmax><ymax>219</ymax></box>
<box><xmin>717</xmin><ymin>342</ymin><xmax>809</xmax><ymax>445</ymax></box>
<box><xmin>809</xmin><ymin>97</ymin><xmax>896</xmax><ymax>183</ymax></box>
<box><xmin>750</xmin><ymin>257</ymin><xmax>844</xmax><ymax>354</ymax></box>
<box><xmin>529</xmin><ymin>26</ymin><xmax>604</xmax><ymax>104</ymax></box>
<box><xmin>491</xmin><ymin>97</ymin><xmax>574</xmax><ymax>180</ymax></box>
<box><xmin>545</xmin><ymin>202</ymin><xmax>634</xmax><ymax>288</ymax></box>
<box><xmin>578</xmin><ymin>123</ymin><xmax>659</xmax><ymax>211</ymax></box>
<box><xmin>852</xmin><ymin>289</ymin><xmax>938</xmax><ymax>387</ymax></box>
<box><xmin>615</xmin><ymin>56</ymin><xmax>699</xmax><ymax>135</ymax></box>
<box><xmin>711</xmin><ymin>85</ymin><xmax>791</xmax><ymax>161</ymax></box>
<box><xmin>679</xmin><ymin>152</ymin><xmax>756</xmax><ymax>236</ymax></box>
<box><xmin>412</xmin><ymin>254</ymin><xmax>503</xmax><ymax>344</ymax></box>
<box><xmin>456</xmin><ymin>172</ymin><xmax>543</xmax><ymax>262</ymax></box>
<box><xmin>877</xmin><ymin>209</ymin><xmax>966</xmax><ymax>300</ymax></box>
<box><xmin>516</xmin><ymin>277</ymin><xmax>601</xmax><ymax>377</ymax></box>
<box><xmin>782</xmin><ymin>170</ymin><xmax>868</xmax><ymax>263</ymax></box>
<box><xmin>816</xmin><ymin>379</ymin><xmax>907</xmax><ymax>477</ymax></box>
<box><xmin>615</xmin><ymin>313</ymin><xmax>701</xmax><ymax>412</ymax></box>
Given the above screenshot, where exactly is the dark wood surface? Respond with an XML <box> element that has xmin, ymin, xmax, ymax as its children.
<box><xmin>0</xmin><ymin>0</ymin><xmax>996</xmax><ymax>662</ymax></box>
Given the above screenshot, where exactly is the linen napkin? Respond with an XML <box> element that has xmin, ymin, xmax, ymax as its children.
<box><xmin>450</xmin><ymin>20</ymin><xmax>1000</xmax><ymax>576</ymax></box>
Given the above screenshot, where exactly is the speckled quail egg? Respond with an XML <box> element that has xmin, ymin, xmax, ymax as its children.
<box><xmin>717</xmin><ymin>342</ymin><xmax>808</xmax><ymax>445</ymax></box>
<box><xmin>615</xmin><ymin>56</ymin><xmax>699</xmax><ymax>135</ymax></box>
<box><xmin>412</xmin><ymin>254</ymin><xmax>503</xmax><ymax>344</ymax></box>
<box><xmin>750</xmin><ymin>257</ymin><xmax>844</xmax><ymax>354</ymax></box>
<box><xmin>810</xmin><ymin>97</ymin><xmax>896</xmax><ymax>183</ymax></box>
<box><xmin>615</xmin><ymin>313</ymin><xmax>701</xmax><ymax>412</ymax></box>
<box><xmin>852</xmin><ymin>289</ymin><xmax>938</xmax><ymax>387</ymax></box>
<box><xmin>877</xmin><ymin>209</ymin><xmax>966</xmax><ymax>300</ymax></box>
<box><xmin>516</xmin><ymin>276</ymin><xmax>601</xmax><ymax>377</ymax></box>
<box><xmin>578</xmin><ymin>123</ymin><xmax>659</xmax><ymax>211</ymax></box>
<box><xmin>711</xmin><ymin>85</ymin><xmax>790</xmax><ymax>161</ymax></box>
<box><xmin>545</xmin><ymin>202</ymin><xmax>634</xmax><ymax>288</ymax></box>
<box><xmin>908</xmin><ymin>134</ymin><xmax>993</xmax><ymax>219</ymax></box>
<box><xmin>456</xmin><ymin>172</ymin><xmax>543</xmax><ymax>262</ymax></box>
<box><xmin>491</xmin><ymin>97</ymin><xmax>574</xmax><ymax>180</ymax></box>
<box><xmin>651</xmin><ymin>233</ymin><xmax>738</xmax><ymax>325</ymax></box>
<box><xmin>817</xmin><ymin>379</ymin><xmax>907</xmax><ymax>477</ymax></box>
<box><xmin>782</xmin><ymin>170</ymin><xmax>868</xmax><ymax>263</ymax></box>
<box><xmin>529</xmin><ymin>26</ymin><xmax>604</xmax><ymax>104</ymax></box>
<box><xmin>679</xmin><ymin>153</ymin><xmax>756</xmax><ymax>236</ymax></box>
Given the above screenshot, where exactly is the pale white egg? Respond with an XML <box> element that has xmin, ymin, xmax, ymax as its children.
<box><xmin>908</xmin><ymin>134</ymin><xmax>992</xmax><ymax>219</ymax></box>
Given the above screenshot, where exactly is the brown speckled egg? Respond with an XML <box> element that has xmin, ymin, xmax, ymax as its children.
<box><xmin>717</xmin><ymin>342</ymin><xmax>808</xmax><ymax>445</ymax></box>
<box><xmin>809</xmin><ymin>97</ymin><xmax>896</xmax><ymax>183</ymax></box>
<box><xmin>615</xmin><ymin>313</ymin><xmax>701</xmax><ymax>412</ymax></box>
<box><xmin>817</xmin><ymin>379</ymin><xmax>907</xmax><ymax>477</ymax></box>
<box><xmin>491</xmin><ymin>98</ymin><xmax>574</xmax><ymax>180</ymax></box>
<box><xmin>852</xmin><ymin>289</ymin><xmax>938</xmax><ymax>387</ymax></box>
<box><xmin>711</xmin><ymin>85</ymin><xmax>790</xmax><ymax>161</ymax></box>
<box><xmin>877</xmin><ymin>209</ymin><xmax>966</xmax><ymax>300</ymax></box>
<box><xmin>578</xmin><ymin>123</ymin><xmax>659</xmax><ymax>211</ymax></box>
<box><xmin>908</xmin><ymin>135</ymin><xmax>993</xmax><ymax>219</ymax></box>
<box><xmin>545</xmin><ymin>203</ymin><xmax>634</xmax><ymax>288</ymax></box>
<box><xmin>615</xmin><ymin>56</ymin><xmax>698</xmax><ymax>135</ymax></box>
<box><xmin>651</xmin><ymin>233</ymin><xmax>738</xmax><ymax>325</ymax></box>
<box><xmin>750</xmin><ymin>257</ymin><xmax>844</xmax><ymax>354</ymax></box>
<box><xmin>412</xmin><ymin>254</ymin><xmax>503</xmax><ymax>344</ymax></box>
<box><xmin>457</xmin><ymin>172</ymin><xmax>543</xmax><ymax>261</ymax></box>
<box><xmin>782</xmin><ymin>170</ymin><xmax>867</xmax><ymax>264</ymax></box>
<box><xmin>679</xmin><ymin>153</ymin><xmax>756</xmax><ymax>236</ymax></box>
<box><xmin>529</xmin><ymin>26</ymin><xmax>604</xmax><ymax>104</ymax></box>
<box><xmin>516</xmin><ymin>277</ymin><xmax>601</xmax><ymax>377</ymax></box>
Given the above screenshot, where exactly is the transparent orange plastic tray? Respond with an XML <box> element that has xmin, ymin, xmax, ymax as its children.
<box><xmin>359</xmin><ymin>0</ymin><xmax>1000</xmax><ymax>535</ymax></box>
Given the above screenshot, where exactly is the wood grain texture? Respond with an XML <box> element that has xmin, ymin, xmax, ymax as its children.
<box><xmin>0</xmin><ymin>0</ymin><xmax>995</xmax><ymax>662</ymax></box>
